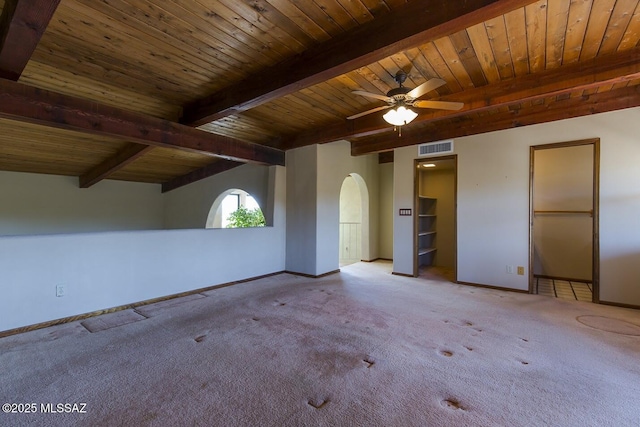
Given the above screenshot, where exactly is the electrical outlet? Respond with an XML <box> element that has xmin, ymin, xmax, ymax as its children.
<box><xmin>56</xmin><ymin>284</ymin><xmax>66</xmax><ymax>297</ymax></box>
<box><xmin>517</xmin><ymin>266</ymin><xmax>525</xmax><ymax>275</ymax></box>
<box><xmin>506</xmin><ymin>265</ymin><xmax>514</xmax><ymax>274</ymax></box>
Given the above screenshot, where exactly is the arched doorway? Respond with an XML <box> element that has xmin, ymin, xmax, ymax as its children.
<box><xmin>339</xmin><ymin>173</ymin><xmax>370</xmax><ymax>266</ymax></box>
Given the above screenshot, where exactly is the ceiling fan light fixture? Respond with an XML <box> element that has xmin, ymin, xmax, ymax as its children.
<box><xmin>383</xmin><ymin>105</ymin><xmax>417</xmax><ymax>127</ymax></box>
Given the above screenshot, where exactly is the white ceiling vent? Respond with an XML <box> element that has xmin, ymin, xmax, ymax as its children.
<box><xmin>418</xmin><ymin>140</ymin><xmax>453</xmax><ymax>157</ymax></box>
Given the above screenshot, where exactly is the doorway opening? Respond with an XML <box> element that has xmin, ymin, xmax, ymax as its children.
<box><xmin>530</xmin><ymin>139</ymin><xmax>600</xmax><ymax>303</ymax></box>
<box><xmin>414</xmin><ymin>156</ymin><xmax>457</xmax><ymax>282</ymax></box>
<box><xmin>339</xmin><ymin>174</ymin><xmax>369</xmax><ymax>267</ymax></box>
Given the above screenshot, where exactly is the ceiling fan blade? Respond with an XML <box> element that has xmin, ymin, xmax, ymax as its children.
<box><xmin>347</xmin><ymin>105</ymin><xmax>392</xmax><ymax>120</ymax></box>
<box><xmin>413</xmin><ymin>100</ymin><xmax>464</xmax><ymax>111</ymax></box>
<box><xmin>352</xmin><ymin>90</ymin><xmax>393</xmax><ymax>103</ymax></box>
<box><xmin>407</xmin><ymin>78</ymin><xmax>446</xmax><ymax>99</ymax></box>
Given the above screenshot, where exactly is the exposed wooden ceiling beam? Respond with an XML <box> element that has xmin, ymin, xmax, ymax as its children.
<box><xmin>351</xmin><ymin>84</ymin><xmax>640</xmax><ymax>155</ymax></box>
<box><xmin>0</xmin><ymin>0</ymin><xmax>61</xmax><ymax>80</ymax></box>
<box><xmin>0</xmin><ymin>78</ymin><xmax>285</xmax><ymax>166</ymax></box>
<box><xmin>181</xmin><ymin>0</ymin><xmax>537</xmax><ymax>127</ymax></box>
<box><xmin>287</xmin><ymin>47</ymin><xmax>640</xmax><ymax>150</ymax></box>
<box><xmin>162</xmin><ymin>159</ymin><xmax>242</xmax><ymax>193</ymax></box>
<box><xmin>79</xmin><ymin>144</ymin><xmax>153</xmax><ymax>188</ymax></box>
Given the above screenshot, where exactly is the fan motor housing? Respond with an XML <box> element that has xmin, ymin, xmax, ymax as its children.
<box><xmin>387</xmin><ymin>87</ymin><xmax>411</xmax><ymax>98</ymax></box>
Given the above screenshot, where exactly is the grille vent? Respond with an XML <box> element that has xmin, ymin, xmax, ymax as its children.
<box><xmin>418</xmin><ymin>140</ymin><xmax>453</xmax><ymax>157</ymax></box>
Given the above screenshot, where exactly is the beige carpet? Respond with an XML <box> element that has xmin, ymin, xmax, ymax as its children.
<box><xmin>2</xmin><ymin>261</ymin><xmax>639</xmax><ymax>426</ymax></box>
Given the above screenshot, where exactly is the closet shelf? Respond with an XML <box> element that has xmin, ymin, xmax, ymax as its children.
<box><xmin>418</xmin><ymin>247</ymin><xmax>437</xmax><ymax>256</ymax></box>
<box><xmin>534</xmin><ymin>210</ymin><xmax>592</xmax><ymax>216</ymax></box>
<box><xmin>417</xmin><ymin>196</ymin><xmax>437</xmax><ymax>266</ymax></box>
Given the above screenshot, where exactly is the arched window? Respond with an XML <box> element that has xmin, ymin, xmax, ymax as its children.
<box><xmin>206</xmin><ymin>189</ymin><xmax>265</xmax><ymax>229</ymax></box>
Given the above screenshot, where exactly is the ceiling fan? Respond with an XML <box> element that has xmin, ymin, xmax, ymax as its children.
<box><xmin>347</xmin><ymin>70</ymin><xmax>463</xmax><ymax>130</ymax></box>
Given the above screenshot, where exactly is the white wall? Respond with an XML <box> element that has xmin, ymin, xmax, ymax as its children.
<box><xmin>317</xmin><ymin>141</ymin><xmax>379</xmax><ymax>273</ymax></box>
<box><xmin>285</xmin><ymin>145</ymin><xmax>318</xmax><ymax>275</ymax></box>
<box><xmin>0</xmin><ymin>166</ymin><xmax>287</xmax><ymax>332</ymax></box>
<box><xmin>393</xmin><ymin>147</ymin><xmax>417</xmax><ymax>275</ymax></box>
<box><xmin>393</xmin><ymin>107</ymin><xmax>640</xmax><ymax>306</ymax></box>
<box><xmin>163</xmin><ymin>164</ymin><xmax>271</xmax><ymax>229</ymax></box>
<box><xmin>0</xmin><ymin>171</ymin><xmax>164</xmax><ymax>235</ymax></box>
<box><xmin>378</xmin><ymin>163</ymin><xmax>394</xmax><ymax>260</ymax></box>
<box><xmin>286</xmin><ymin>141</ymin><xmax>380</xmax><ymax>276</ymax></box>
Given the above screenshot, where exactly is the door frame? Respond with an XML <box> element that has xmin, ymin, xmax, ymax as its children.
<box><xmin>413</xmin><ymin>154</ymin><xmax>458</xmax><ymax>280</ymax></box>
<box><xmin>529</xmin><ymin>138</ymin><xmax>600</xmax><ymax>302</ymax></box>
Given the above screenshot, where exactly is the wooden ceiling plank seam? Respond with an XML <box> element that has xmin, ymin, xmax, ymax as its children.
<box><xmin>53</xmin><ymin>2</ymin><xmax>228</xmax><ymax>88</ymax></box>
<box><xmin>351</xmin><ymin>83</ymin><xmax>640</xmax><ymax>154</ymax></box>
<box><xmin>562</xmin><ymin>0</ymin><xmax>593</xmax><ymax>64</ymax></box>
<box><xmin>307</xmin><ymin>0</ymin><xmax>357</xmax><ymax>30</ymax></box>
<box><xmin>301</xmin><ymin>83</ymin><xmax>361</xmax><ymax>117</ymax></box>
<box><xmin>53</xmin><ymin>3</ymin><xmax>219</xmax><ymax>83</ymax></box>
<box><xmin>381</xmin><ymin>0</ymin><xmax>409</xmax><ymax>8</ymax></box>
<box><xmin>618</xmin><ymin>0</ymin><xmax>640</xmax><ymax>49</ymax></box>
<box><xmin>449</xmin><ymin>29</ymin><xmax>489</xmax><ymax>86</ymax></box>
<box><xmin>466</xmin><ymin>22</ymin><xmax>502</xmax><ymax>84</ymax></box>
<box><xmin>217</xmin><ymin>0</ymin><xmax>315</xmax><ymax>51</ymax></box>
<box><xmin>35</xmin><ymin>35</ymin><xmax>207</xmax><ymax>101</ymax></box>
<box><xmin>264</xmin><ymin>94</ymin><xmax>344</xmax><ymax>129</ymax></box>
<box><xmin>79</xmin><ymin>143</ymin><xmax>153</xmax><ymax>188</ymax></box>
<box><xmin>358</xmin><ymin>0</ymin><xmax>392</xmax><ymax>17</ymax></box>
<box><xmin>165</xmin><ymin>0</ymin><xmax>294</xmax><ymax>65</ymax></box>
<box><xmin>198</xmin><ymin>121</ymin><xmax>282</xmax><ymax>145</ymax></box>
<box><xmin>262</xmin><ymin>0</ymin><xmax>332</xmax><ymax>42</ymax></box>
<box><xmin>484</xmin><ymin>15</ymin><xmax>516</xmax><ymax>79</ymax></box>
<box><xmin>545</xmin><ymin>0</ymin><xmax>570</xmax><ymax>69</ymax></box>
<box><xmin>202</xmin><ymin>115</ymin><xmax>286</xmax><ymax>142</ymax></box>
<box><xmin>525</xmin><ymin>0</ymin><xmax>547</xmax><ymax>73</ymax></box>
<box><xmin>159</xmin><ymin>0</ymin><xmax>291</xmax><ymax>66</ymax></box>
<box><xmin>598</xmin><ymin>0</ymin><xmax>639</xmax><ymax>55</ymax></box>
<box><xmin>181</xmin><ymin>0</ymin><xmax>541</xmax><ymax>126</ymax></box>
<box><xmin>254</xmin><ymin>91</ymin><xmax>333</xmax><ymax>124</ymax></box>
<box><xmin>419</xmin><ymin>42</ymin><xmax>464</xmax><ymax>92</ymax></box>
<box><xmin>180</xmin><ymin>0</ymin><xmax>294</xmax><ymax>63</ymax></box>
<box><xmin>80</xmin><ymin>0</ymin><xmax>283</xmax><ymax>76</ymax></box>
<box><xmin>222</xmin><ymin>109</ymin><xmax>293</xmax><ymax>133</ymax></box>
<box><xmin>579</xmin><ymin>0</ymin><xmax>617</xmax><ymax>60</ymax></box>
<box><xmin>51</xmin><ymin>5</ymin><xmax>248</xmax><ymax>88</ymax></box>
<box><xmin>0</xmin><ymin>0</ymin><xmax>62</xmax><ymax>80</ymax></box>
<box><xmin>433</xmin><ymin>36</ymin><xmax>476</xmax><ymax>89</ymax></box>
<box><xmin>403</xmin><ymin>47</ymin><xmax>452</xmax><ymax>95</ymax></box>
<box><xmin>0</xmin><ymin>79</ymin><xmax>285</xmax><ymax>166</ymax></box>
<box><xmin>287</xmin><ymin>89</ymin><xmax>355</xmax><ymax>119</ymax></box>
<box><xmin>161</xmin><ymin>159</ymin><xmax>243</xmax><ymax>193</ymax></box>
<box><xmin>504</xmin><ymin>6</ymin><xmax>530</xmax><ymax>76</ymax></box>
<box><xmin>335</xmin><ymin>0</ymin><xmax>375</xmax><ymax>25</ymax></box>
<box><xmin>294</xmin><ymin>0</ymin><xmax>353</xmax><ymax>35</ymax></box>
<box><xmin>316</xmin><ymin>74</ymin><xmax>367</xmax><ymax>110</ymax></box>
<box><xmin>20</xmin><ymin>61</ymin><xmax>182</xmax><ymax>120</ymax></box>
<box><xmin>356</xmin><ymin>63</ymin><xmax>395</xmax><ymax>93</ymax></box>
<box><xmin>74</xmin><ymin>0</ymin><xmax>274</xmax><ymax>74</ymax></box>
<box><xmin>328</xmin><ymin>76</ymin><xmax>377</xmax><ymax>113</ymax></box>
<box><xmin>334</xmin><ymin>73</ymin><xmax>374</xmax><ymax>107</ymax></box>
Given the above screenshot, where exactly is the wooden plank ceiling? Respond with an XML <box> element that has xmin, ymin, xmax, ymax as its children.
<box><xmin>1</xmin><ymin>0</ymin><xmax>639</xmax><ymax>190</ymax></box>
